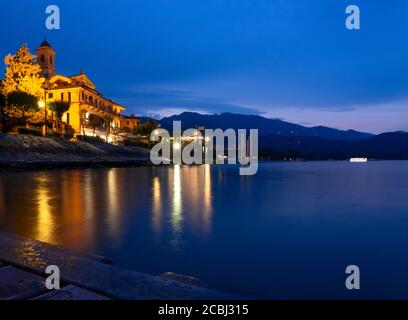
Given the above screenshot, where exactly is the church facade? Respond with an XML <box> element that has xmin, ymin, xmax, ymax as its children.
<box><xmin>36</xmin><ymin>40</ymin><xmax>139</xmax><ymax>139</ymax></box>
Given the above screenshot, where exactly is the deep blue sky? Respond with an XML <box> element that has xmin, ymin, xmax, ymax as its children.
<box><xmin>1</xmin><ymin>0</ymin><xmax>408</xmax><ymax>133</ymax></box>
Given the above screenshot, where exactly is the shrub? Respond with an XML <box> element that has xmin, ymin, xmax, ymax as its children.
<box><xmin>122</xmin><ymin>138</ymin><xmax>151</xmax><ymax>148</ymax></box>
<box><xmin>16</xmin><ymin>126</ymin><xmax>42</xmax><ymax>136</ymax></box>
<box><xmin>76</xmin><ymin>135</ymin><xmax>106</xmax><ymax>144</ymax></box>
<box><xmin>47</xmin><ymin>131</ymin><xmax>74</xmax><ymax>140</ymax></box>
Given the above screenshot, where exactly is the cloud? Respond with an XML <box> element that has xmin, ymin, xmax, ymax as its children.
<box><xmin>107</xmin><ymin>76</ymin><xmax>408</xmax><ymax>132</ymax></box>
<box><xmin>110</xmin><ymin>84</ymin><xmax>262</xmax><ymax>118</ymax></box>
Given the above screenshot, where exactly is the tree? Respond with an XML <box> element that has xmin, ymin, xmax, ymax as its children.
<box><xmin>0</xmin><ymin>92</ymin><xmax>5</xmax><ymax>132</ymax></box>
<box><xmin>102</xmin><ymin>114</ymin><xmax>114</xmax><ymax>141</ymax></box>
<box><xmin>88</xmin><ymin>114</ymin><xmax>104</xmax><ymax>135</ymax></box>
<box><xmin>48</xmin><ymin>101</ymin><xmax>70</xmax><ymax>134</ymax></box>
<box><xmin>2</xmin><ymin>44</ymin><xmax>43</xmax><ymax>98</ymax></box>
<box><xmin>79</xmin><ymin>108</ymin><xmax>87</xmax><ymax>136</ymax></box>
<box><xmin>0</xmin><ymin>92</ymin><xmax>5</xmax><ymax>107</ymax></box>
<box><xmin>133</xmin><ymin>119</ymin><xmax>159</xmax><ymax>137</ymax></box>
<box><xmin>6</xmin><ymin>91</ymin><xmax>39</xmax><ymax>127</ymax></box>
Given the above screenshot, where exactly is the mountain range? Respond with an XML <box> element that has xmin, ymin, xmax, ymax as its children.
<box><xmin>158</xmin><ymin>112</ymin><xmax>373</xmax><ymax>141</ymax></box>
<box><xmin>144</xmin><ymin>112</ymin><xmax>408</xmax><ymax>160</ymax></box>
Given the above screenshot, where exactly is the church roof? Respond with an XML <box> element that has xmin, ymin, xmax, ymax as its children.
<box><xmin>40</xmin><ymin>39</ymin><xmax>52</xmax><ymax>48</ymax></box>
<box><xmin>69</xmin><ymin>73</ymin><xmax>96</xmax><ymax>89</ymax></box>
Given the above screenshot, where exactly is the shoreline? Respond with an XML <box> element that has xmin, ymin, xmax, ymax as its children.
<box><xmin>0</xmin><ymin>159</ymin><xmax>152</xmax><ymax>171</ymax></box>
<box><xmin>0</xmin><ymin>232</ymin><xmax>239</xmax><ymax>300</ymax></box>
<box><xmin>1</xmin><ymin>134</ymin><xmax>407</xmax><ymax>172</ymax></box>
<box><xmin>1</xmin><ymin>155</ymin><xmax>407</xmax><ymax>172</ymax></box>
<box><xmin>0</xmin><ymin>133</ymin><xmax>153</xmax><ymax>171</ymax></box>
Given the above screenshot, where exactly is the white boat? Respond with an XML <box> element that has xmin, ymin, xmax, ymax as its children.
<box><xmin>350</xmin><ymin>158</ymin><xmax>368</xmax><ymax>163</ymax></box>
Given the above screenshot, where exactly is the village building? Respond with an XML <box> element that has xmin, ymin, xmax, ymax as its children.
<box><xmin>120</xmin><ymin>114</ymin><xmax>141</xmax><ymax>131</ymax></box>
<box><xmin>35</xmin><ymin>39</ymin><xmax>139</xmax><ymax>141</ymax></box>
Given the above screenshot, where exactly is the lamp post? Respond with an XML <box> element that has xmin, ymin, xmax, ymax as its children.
<box><xmin>42</xmin><ymin>80</ymin><xmax>49</xmax><ymax>137</ymax></box>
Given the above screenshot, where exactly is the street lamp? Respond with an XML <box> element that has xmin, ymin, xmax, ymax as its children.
<box><xmin>42</xmin><ymin>80</ymin><xmax>49</xmax><ymax>137</ymax></box>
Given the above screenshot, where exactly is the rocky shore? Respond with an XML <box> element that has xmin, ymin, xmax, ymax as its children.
<box><xmin>0</xmin><ymin>134</ymin><xmax>152</xmax><ymax>170</ymax></box>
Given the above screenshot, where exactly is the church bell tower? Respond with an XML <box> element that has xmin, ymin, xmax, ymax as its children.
<box><xmin>36</xmin><ymin>39</ymin><xmax>56</xmax><ymax>79</ymax></box>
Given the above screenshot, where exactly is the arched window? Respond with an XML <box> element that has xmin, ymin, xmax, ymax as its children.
<box><xmin>50</xmin><ymin>56</ymin><xmax>53</xmax><ymax>64</ymax></box>
<box><xmin>40</xmin><ymin>55</ymin><xmax>45</xmax><ymax>62</ymax></box>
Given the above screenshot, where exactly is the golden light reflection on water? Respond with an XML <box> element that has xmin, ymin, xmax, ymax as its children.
<box><xmin>152</xmin><ymin>165</ymin><xmax>214</xmax><ymax>247</ymax></box>
<box><xmin>152</xmin><ymin>176</ymin><xmax>162</xmax><ymax>233</ymax></box>
<box><xmin>202</xmin><ymin>164</ymin><xmax>213</xmax><ymax>235</ymax></box>
<box><xmin>35</xmin><ymin>175</ymin><xmax>55</xmax><ymax>244</ymax></box>
<box><xmin>61</xmin><ymin>171</ymin><xmax>87</xmax><ymax>247</ymax></box>
<box><xmin>1</xmin><ymin>165</ymin><xmax>215</xmax><ymax>253</ymax></box>
<box><xmin>172</xmin><ymin>165</ymin><xmax>183</xmax><ymax>230</ymax></box>
<box><xmin>169</xmin><ymin>165</ymin><xmax>183</xmax><ymax>249</ymax></box>
<box><xmin>107</xmin><ymin>169</ymin><xmax>121</xmax><ymax>243</ymax></box>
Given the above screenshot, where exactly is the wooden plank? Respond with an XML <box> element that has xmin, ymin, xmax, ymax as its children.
<box><xmin>0</xmin><ymin>266</ymin><xmax>46</xmax><ymax>300</ymax></box>
<box><xmin>33</xmin><ymin>285</ymin><xmax>111</xmax><ymax>300</ymax></box>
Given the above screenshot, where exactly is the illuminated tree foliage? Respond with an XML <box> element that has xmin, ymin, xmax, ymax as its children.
<box><xmin>1</xmin><ymin>44</ymin><xmax>43</xmax><ymax>98</ymax></box>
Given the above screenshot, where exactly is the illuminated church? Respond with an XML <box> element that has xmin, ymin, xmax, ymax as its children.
<box><xmin>36</xmin><ymin>39</ymin><xmax>139</xmax><ymax>139</ymax></box>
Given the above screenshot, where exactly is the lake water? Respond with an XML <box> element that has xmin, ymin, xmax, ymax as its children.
<box><xmin>1</xmin><ymin>161</ymin><xmax>408</xmax><ymax>299</ymax></box>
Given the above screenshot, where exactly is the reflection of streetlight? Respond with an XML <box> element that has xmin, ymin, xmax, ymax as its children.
<box><xmin>173</xmin><ymin>141</ymin><xmax>181</xmax><ymax>150</ymax></box>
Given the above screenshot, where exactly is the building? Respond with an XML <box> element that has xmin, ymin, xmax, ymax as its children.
<box><xmin>120</xmin><ymin>114</ymin><xmax>141</xmax><ymax>131</ymax></box>
<box><xmin>35</xmin><ymin>39</ymin><xmax>139</xmax><ymax>140</ymax></box>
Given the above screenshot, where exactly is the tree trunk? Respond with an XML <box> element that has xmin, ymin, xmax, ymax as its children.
<box><xmin>0</xmin><ymin>107</ymin><xmax>4</xmax><ymax>133</ymax></box>
<box><xmin>23</xmin><ymin>113</ymin><xmax>28</xmax><ymax>128</ymax></box>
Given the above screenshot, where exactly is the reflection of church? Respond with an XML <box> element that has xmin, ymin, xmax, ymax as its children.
<box><xmin>36</xmin><ymin>39</ymin><xmax>139</xmax><ymax>138</ymax></box>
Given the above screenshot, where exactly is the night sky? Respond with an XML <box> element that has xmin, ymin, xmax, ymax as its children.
<box><xmin>1</xmin><ymin>0</ymin><xmax>408</xmax><ymax>133</ymax></box>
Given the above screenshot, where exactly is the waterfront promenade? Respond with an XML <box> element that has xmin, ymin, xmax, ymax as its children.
<box><xmin>0</xmin><ymin>233</ymin><xmax>238</xmax><ymax>300</ymax></box>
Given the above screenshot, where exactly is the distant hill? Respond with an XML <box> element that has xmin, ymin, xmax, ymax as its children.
<box><xmin>139</xmin><ymin>116</ymin><xmax>156</xmax><ymax>124</ymax></box>
<box><xmin>152</xmin><ymin>112</ymin><xmax>408</xmax><ymax>160</ymax></box>
<box><xmin>159</xmin><ymin>112</ymin><xmax>373</xmax><ymax>141</ymax></box>
<box><xmin>260</xmin><ymin>132</ymin><xmax>408</xmax><ymax>160</ymax></box>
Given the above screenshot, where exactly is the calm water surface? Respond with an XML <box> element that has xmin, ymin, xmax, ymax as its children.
<box><xmin>1</xmin><ymin>161</ymin><xmax>408</xmax><ymax>299</ymax></box>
